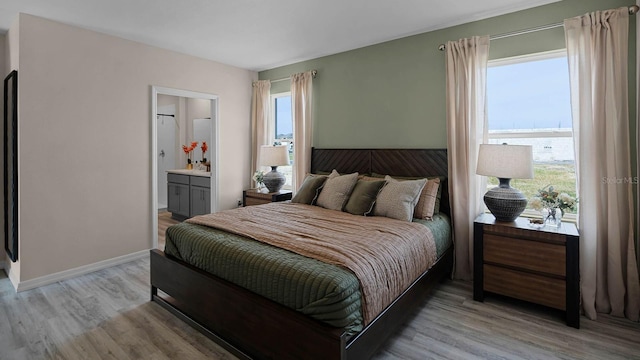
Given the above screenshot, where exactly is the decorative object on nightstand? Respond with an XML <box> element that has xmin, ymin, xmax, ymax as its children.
<box><xmin>260</xmin><ymin>145</ymin><xmax>289</xmax><ymax>192</ymax></box>
<box><xmin>243</xmin><ymin>188</ymin><xmax>292</xmax><ymax>206</ymax></box>
<box><xmin>473</xmin><ymin>213</ymin><xmax>580</xmax><ymax>328</ymax></box>
<box><xmin>529</xmin><ymin>185</ymin><xmax>578</xmax><ymax>228</ymax></box>
<box><xmin>253</xmin><ymin>170</ymin><xmax>265</xmax><ymax>190</ymax></box>
<box><xmin>476</xmin><ymin>143</ymin><xmax>534</xmax><ymax>221</ymax></box>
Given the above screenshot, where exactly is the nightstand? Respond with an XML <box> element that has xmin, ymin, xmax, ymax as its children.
<box><xmin>243</xmin><ymin>189</ymin><xmax>292</xmax><ymax>206</ymax></box>
<box><xmin>473</xmin><ymin>213</ymin><xmax>580</xmax><ymax>328</ymax></box>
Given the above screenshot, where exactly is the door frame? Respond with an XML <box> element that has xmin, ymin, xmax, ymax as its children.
<box><xmin>151</xmin><ymin>86</ymin><xmax>219</xmax><ymax>249</ymax></box>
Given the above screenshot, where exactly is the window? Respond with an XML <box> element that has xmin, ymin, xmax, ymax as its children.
<box><xmin>487</xmin><ymin>50</ymin><xmax>577</xmax><ymax>217</ymax></box>
<box><xmin>272</xmin><ymin>93</ymin><xmax>293</xmax><ymax>189</ymax></box>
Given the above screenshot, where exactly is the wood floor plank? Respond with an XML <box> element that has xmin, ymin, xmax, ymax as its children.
<box><xmin>1</xmin><ymin>256</ymin><xmax>639</xmax><ymax>359</ymax></box>
<box><xmin>158</xmin><ymin>210</ymin><xmax>180</xmax><ymax>250</ymax></box>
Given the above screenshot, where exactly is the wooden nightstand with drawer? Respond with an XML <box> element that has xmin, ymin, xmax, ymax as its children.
<box><xmin>473</xmin><ymin>213</ymin><xmax>580</xmax><ymax>328</ymax></box>
<box><xmin>243</xmin><ymin>189</ymin><xmax>292</xmax><ymax>206</ymax></box>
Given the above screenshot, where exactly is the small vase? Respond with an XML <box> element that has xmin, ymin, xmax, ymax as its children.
<box><xmin>543</xmin><ymin>207</ymin><xmax>562</xmax><ymax>228</ymax></box>
<box><xmin>186</xmin><ymin>163</ymin><xmax>193</xmax><ymax>170</ymax></box>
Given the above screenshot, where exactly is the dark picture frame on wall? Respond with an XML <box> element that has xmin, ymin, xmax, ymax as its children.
<box><xmin>4</xmin><ymin>70</ymin><xmax>18</xmax><ymax>262</ymax></box>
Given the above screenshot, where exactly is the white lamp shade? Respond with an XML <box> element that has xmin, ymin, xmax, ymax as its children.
<box><xmin>476</xmin><ymin>144</ymin><xmax>534</xmax><ymax>179</ymax></box>
<box><xmin>260</xmin><ymin>145</ymin><xmax>289</xmax><ymax>167</ymax></box>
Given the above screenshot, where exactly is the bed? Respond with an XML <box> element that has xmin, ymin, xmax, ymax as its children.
<box><xmin>150</xmin><ymin>148</ymin><xmax>453</xmax><ymax>360</ymax></box>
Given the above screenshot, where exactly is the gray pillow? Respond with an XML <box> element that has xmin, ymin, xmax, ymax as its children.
<box><xmin>344</xmin><ymin>180</ymin><xmax>386</xmax><ymax>216</ymax></box>
<box><xmin>291</xmin><ymin>175</ymin><xmax>328</xmax><ymax>204</ymax></box>
<box><xmin>373</xmin><ymin>175</ymin><xmax>427</xmax><ymax>221</ymax></box>
<box><xmin>315</xmin><ymin>171</ymin><xmax>359</xmax><ymax>210</ymax></box>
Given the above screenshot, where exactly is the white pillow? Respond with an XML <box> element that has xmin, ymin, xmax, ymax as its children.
<box><xmin>373</xmin><ymin>175</ymin><xmax>427</xmax><ymax>221</ymax></box>
<box><xmin>315</xmin><ymin>171</ymin><xmax>359</xmax><ymax>210</ymax></box>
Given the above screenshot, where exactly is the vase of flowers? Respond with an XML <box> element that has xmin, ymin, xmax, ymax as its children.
<box><xmin>529</xmin><ymin>185</ymin><xmax>578</xmax><ymax>228</ymax></box>
<box><xmin>201</xmin><ymin>141</ymin><xmax>208</xmax><ymax>163</ymax></box>
<box><xmin>253</xmin><ymin>171</ymin><xmax>265</xmax><ymax>190</ymax></box>
<box><xmin>182</xmin><ymin>141</ymin><xmax>198</xmax><ymax>169</ymax></box>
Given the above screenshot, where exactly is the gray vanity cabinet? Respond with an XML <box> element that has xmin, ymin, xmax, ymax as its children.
<box><xmin>167</xmin><ymin>173</ymin><xmax>211</xmax><ymax>220</ymax></box>
<box><xmin>190</xmin><ymin>176</ymin><xmax>211</xmax><ymax>217</ymax></box>
<box><xmin>167</xmin><ymin>174</ymin><xmax>190</xmax><ymax>220</ymax></box>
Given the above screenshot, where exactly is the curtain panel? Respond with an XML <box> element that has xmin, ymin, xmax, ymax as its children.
<box><xmin>291</xmin><ymin>71</ymin><xmax>313</xmax><ymax>191</ymax></box>
<box><xmin>250</xmin><ymin>80</ymin><xmax>271</xmax><ymax>185</ymax></box>
<box><xmin>445</xmin><ymin>36</ymin><xmax>490</xmax><ymax>280</ymax></box>
<box><xmin>565</xmin><ymin>6</ymin><xmax>640</xmax><ymax>321</ymax></box>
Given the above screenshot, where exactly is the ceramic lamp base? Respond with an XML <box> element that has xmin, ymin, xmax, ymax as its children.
<box><xmin>484</xmin><ymin>178</ymin><xmax>527</xmax><ymax>222</ymax></box>
<box><xmin>263</xmin><ymin>166</ymin><xmax>285</xmax><ymax>193</ymax></box>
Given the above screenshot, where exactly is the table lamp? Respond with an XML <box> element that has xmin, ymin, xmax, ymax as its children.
<box><xmin>260</xmin><ymin>145</ymin><xmax>290</xmax><ymax>193</ymax></box>
<box><xmin>476</xmin><ymin>143</ymin><xmax>534</xmax><ymax>221</ymax></box>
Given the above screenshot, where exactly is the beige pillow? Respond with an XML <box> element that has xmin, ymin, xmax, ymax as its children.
<box><xmin>371</xmin><ymin>173</ymin><xmax>445</xmax><ymax>214</ymax></box>
<box><xmin>413</xmin><ymin>177</ymin><xmax>441</xmax><ymax>220</ymax></box>
<box><xmin>373</xmin><ymin>175</ymin><xmax>426</xmax><ymax>221</ymax></box>
<box><xmin>315</xmin><ymin>171</ymin><xmax>359</xmax><ymax>210</ymax></box>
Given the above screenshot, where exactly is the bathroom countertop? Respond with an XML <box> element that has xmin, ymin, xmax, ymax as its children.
<box><xmin>167</xmin><ymin>169</ymin><xmax>211</xmax><ymax>177</ymax></box>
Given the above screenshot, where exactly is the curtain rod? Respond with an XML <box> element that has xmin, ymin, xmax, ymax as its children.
<box><xmin>438</xmin><ymin>5</ymin><xmax>639</xmax><ymax>51</ymax></box>
<box><xmin>254</xmin><ymin>69</ymin><xmax>318</xmax><ymax>86</ymax></box>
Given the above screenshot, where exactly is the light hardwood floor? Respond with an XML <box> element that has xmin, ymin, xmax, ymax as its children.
<box><xmin>157</xmin><ymin>210</ymin><xmax>180</xmax><ymax>250</ymax></box>
<box><xmin>1</xmin><ymin>257</ymin><xmax>639</xmax><ymax>359</ymax></box>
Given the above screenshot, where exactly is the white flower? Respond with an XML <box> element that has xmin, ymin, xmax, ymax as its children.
<box><xmin>559</xmin><ymin>193</ymin><xmax>574</xmax><ymax>205</ymax></box>
<box><xmin>529</xmin><ymin>198</ymin><xmax>543</xmax><ymax>211</ymax></box>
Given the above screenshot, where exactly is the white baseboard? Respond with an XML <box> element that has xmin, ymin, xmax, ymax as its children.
<box><xmin>15</xmin><ymin>250</ymin><xmax>148</xmax><ymax>292</ymax></box>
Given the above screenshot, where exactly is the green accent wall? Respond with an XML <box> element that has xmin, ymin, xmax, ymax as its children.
<box><xmin>259</xmin><ymin>0</ymin><xmax>636</xmax><ymax>152</ymax></box>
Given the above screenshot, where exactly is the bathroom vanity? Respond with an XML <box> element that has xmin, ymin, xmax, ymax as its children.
<box><xmin>167</xmin><ymin>170</ymin><xmax>211</xmax><ymax>220</ymax></box>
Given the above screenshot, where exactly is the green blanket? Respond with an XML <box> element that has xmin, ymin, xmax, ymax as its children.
<box><xmin>164</xmin><ymin>213</ymin><xmax>451</xmax><ymax>335</ymax></box>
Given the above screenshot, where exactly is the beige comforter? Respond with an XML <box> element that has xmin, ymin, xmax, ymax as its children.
<box><xmin>186</xmin><ymin>202</ymin><xmax>437</xmax><ymax>325</ymax></box>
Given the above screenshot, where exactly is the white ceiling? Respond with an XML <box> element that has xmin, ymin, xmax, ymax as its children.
<box><xmin>0</xmin><ymin>0</ymin><xmax>560</xmax><ymax>71</ymax></box>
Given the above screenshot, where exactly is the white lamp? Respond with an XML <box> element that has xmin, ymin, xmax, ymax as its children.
<box><xmin>476</xmin><ymin>143</ymin><xmax>534</xmax><ymax>221</ymax></box>
<box><xmin>260</xmin><ymin>145</ymin><xmax>290</xmax><ymax>193</ymax></box>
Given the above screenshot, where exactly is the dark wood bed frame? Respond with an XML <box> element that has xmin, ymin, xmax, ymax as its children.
<box><xmin>150</xmin><ymin>148</ymin><xmax>452</xmax><ymax>360</ymax></box>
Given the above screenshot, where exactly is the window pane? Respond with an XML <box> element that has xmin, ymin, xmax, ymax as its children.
<box><xmin>273</xmin><ymin>95</ymin><xmax>293</xmax><ymax>190</ymax></box>
<box><xmin>487</xmin><ymin>137</ymin><xmax>577</xmax><ymax>212</ymax></box>
<box><xmin>487</xmin><ymin>52</ymin><xmax>577</xmax><ymax>214</ymax></box>
<box><xmin>275</xmin><ymin>96</ymin><xmax>292</xmax><ymax>140</ymax></box>
<box><xmin>488</xmin><ymin>56</ymin><xmax>572</xmax><ymax>131</ymax></box>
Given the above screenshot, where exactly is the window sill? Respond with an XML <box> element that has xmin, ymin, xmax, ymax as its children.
<box><xmin>483</xmin><ymin>210</ymin><xmax>577</xmax><ymax>225</ymax></box>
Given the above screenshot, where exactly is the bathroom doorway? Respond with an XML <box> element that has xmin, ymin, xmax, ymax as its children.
<box><xmin>156</xmin><ymin>104</ymin><xmax>176</xmax><ymax>210</ymax></box>
<box><xmin>151</xmin><ymin>86</ymin><xmax>219</xmax><ymax>250</ymax></box>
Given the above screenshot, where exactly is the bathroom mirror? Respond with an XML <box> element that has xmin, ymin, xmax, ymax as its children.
<box><xmin>193</xmin><ymin>118</ymin><xmax>212</xmax><ymax>162</ymax></box>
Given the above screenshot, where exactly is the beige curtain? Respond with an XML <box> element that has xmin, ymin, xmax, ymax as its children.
<box><xmin>565</xmin><ymin>7</ymin><xmax>640</xmax><ymax>321</ymax></box>
<box><xmin>250</xmin><ymin>80</ymin><xmax>271</xmax><ymax>185</ymax></box>
<box><xmin>291</xmin><ymin>71</ymin><xmax>313</xmax><ymax>191</ymax></box>
<box><xmin>445</xmin><ymin>36</ymin><xmax>490</xmax><ymax>280</ymax></box>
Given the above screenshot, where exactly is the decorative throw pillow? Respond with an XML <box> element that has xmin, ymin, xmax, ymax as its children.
<box><xmin>291</xmin><ymin>175</ymin><xmax>328</xmax><ymax>205</ymax></box>
<box><xmin>373</xmin><ymin>176</ymin><xmax>427</xmax><ymax>221</ymax></box>
<box><xmin>413</xmin><ymin>177</ymin><xmax>440</xmax><ymax>220</ymax></box>
<box><xmin>343</xmin><ymin>180</ymin><xmax>386</xmax><ymax>216</ymax></box>
<box><xmin>432</xmin><ymin>176</ymin><xmax>445</xmax><ymax>215</ymax></box>
<box><xmin>315</xmin><ymin>171</ymin><xmax>359</xmax><ymax>210</ymax></box>
<box><xmin>372</xmin><ymin>173</ymin><xmax>445</xmax><ymax>216</ymax></box>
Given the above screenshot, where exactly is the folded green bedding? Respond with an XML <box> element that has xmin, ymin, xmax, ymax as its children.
<box><xmin>164</xmin><ymin>213</ymin><xmax>451</xmax><ymax>335</ymax></box>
